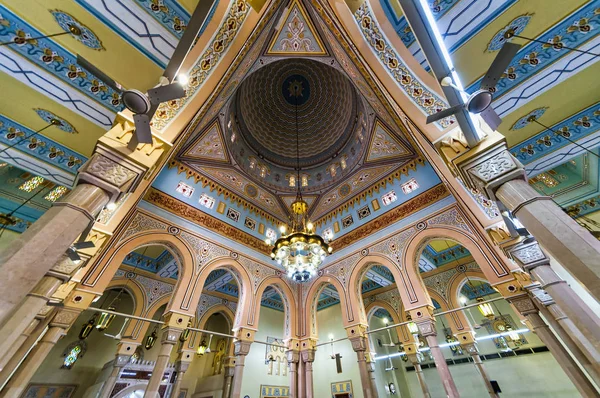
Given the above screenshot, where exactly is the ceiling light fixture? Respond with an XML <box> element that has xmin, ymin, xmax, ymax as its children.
<box><xmin>267</xmin><ymin>83</ymin><xmax>332</xmax><ymax>282</ymax></box>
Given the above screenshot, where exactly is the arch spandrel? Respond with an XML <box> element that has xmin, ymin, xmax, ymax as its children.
<box><xmin>80</xmin><ymin>231</ymin><xmax>196</xmax><ymax>315</ymax></box>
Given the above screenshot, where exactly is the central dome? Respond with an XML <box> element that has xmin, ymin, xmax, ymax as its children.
<box><xmin>235</xmin><ymin>59</ymin><xmax>357</xmax><ymax>169</ymax></box>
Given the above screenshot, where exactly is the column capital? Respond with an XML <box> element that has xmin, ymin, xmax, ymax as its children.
<box><xmin>299</xmin><ymin>337</ymin><xmax>318</xmax><ymax>352</ymax></box>
<box><xmin>175</xmin><ymin>359</ymin><xmax>191</xmax><ymax>373</ymax></box>
<box><xmin>233</xmin><ymin>327</ymin><xmax>254</xmax><ymax>356</ymax></box>
<box><xmin>345</xmin><ymin>324</ymin><xmax>368</xmax><ymax>352</ymax></box>
<box><xmin>455</xmin><ymin>331</ymin><xmax>478</xmax><ymax>354</ymax></box>
<box><xmin>286</xmin><ymin>349</ymin><xmax>300</xmax><ymax>364</ymax></box>
<box><xmin>161</xmin><ymin>326</ymin><xmax>184</xmax><ymax>344</ymax></box>
<box><xmin>76</xmin><ymin>151</ymin><xmax>144</xmax><ymax>202</ymax></box>
<box><xmin>525</xmin><ymin>284</ymin><xmax>555</xmax><ymax>306</ymax></box>
<box><xmin>505</xmin><ymin>240</ymin><xmax>551</xmax><ymax>271</ymax></box>
<box><xmin>114</xmin><ymin>354</ymin><xmax>132</xmax><ymax>368</ymax></box>
<box><xmin>415</xmin><ymin>318</ymin><xmax>437</xmax><ymax>337</ymax></box>
<box><xmin>176</xmin><ymin>348</ymin><xmax>196</xmax><ymax>365</ymax></box>
<box><xmin>403</xmin><ymin>342</ymin><xmax>421</xmax><ymax>363</ymax></box>
<box><xmin>439</xmin><ymin>130</ymin><xmax>526</xmax><ymax>200</ymax></box>
<box><xmin>301</xmin><ymin>349</ymin><xmax>315</xmax><ymax>363</ymax></box>
<box><xmin>50</xmin><ymin>307</ymin><xmax>82</xmax><ymax>329</ymax></box>
<box><xmin>507</xmin><ymin>295</ymin><xmax>538</xmax><ymax>316</ymax></box>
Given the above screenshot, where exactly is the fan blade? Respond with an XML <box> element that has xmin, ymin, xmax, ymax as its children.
<box><xmin>73</xmin><ymin>240</ymin><xmax>95</xmax><ymax>250</ymax></box>
<box><xmin>66</xmin><ymin>248</ymin><xmax>81</xmax><ymax>262</ymax></box>
<box><xmin>480</xmin><ymin>42</ymin><xmax>521</xmax><ymax>91</ymax></box>
<box><xmin>480</xmin><ymin>106</ymin><xmax>502</xmax><ymax>131</ymax></box>
<box><xmin>133</xmin><ymin>114</ymin><xmax>153</xmax><ymax>144</ymax></box>
<box><xmin>163</xmin><ymin>0</ymin><xmax>217</xmax><ymax>81</ymax></box>
<box><xmin>77</xmin><ymin>55</ymin><xmax>123</xmax><ymax>93</ymax></box>
<box><xmin>147</xmin><ymin>83</ymin><xmax>185</xmax><ymax>104</ymax></box>
<box><xmin>426</xmin><ymin>104</ymin><xmax>464</xmax><ymax>124</ymax></box>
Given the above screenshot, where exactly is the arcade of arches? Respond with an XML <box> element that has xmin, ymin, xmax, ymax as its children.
<box><xmin>0</xmin><ymin>0</ymin><xmax>599</xmax><ymax>397</ymax></box>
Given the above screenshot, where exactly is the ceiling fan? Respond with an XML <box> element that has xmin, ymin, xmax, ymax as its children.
<box><xmin>75</xmin><ymin>0</ymin><xmax>217</xmax><ymax>146</ymax></box>
<box><xmin>426</xmin><ymin>40</ymin><xmax>522</xmax><ymax>131</ymax></box>
<box><xmin>76</xmin><ymin>55</ymin><xmax>185</xmax><ymax>145</ymax></box>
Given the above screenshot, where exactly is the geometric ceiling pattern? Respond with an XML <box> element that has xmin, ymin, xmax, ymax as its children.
<box><xmin>379</xmin><ymin>0</ymin><xmax>600</xmax><ymax>226</ymax></box>
<box><xmin>0</xmin><ymin>0</ymin><xmax>209</xmax><ymax>236</ymax></box>
<box><xmin>158</xmin><ymin>0</ymin><xmax>422</xmax><ymax>238</ymax></box>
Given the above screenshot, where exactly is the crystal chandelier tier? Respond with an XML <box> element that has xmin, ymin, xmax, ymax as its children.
<box><xmin>267</xmin><ymin>81</ymin><xmax>332</xmax><ymax>282</ymax></box>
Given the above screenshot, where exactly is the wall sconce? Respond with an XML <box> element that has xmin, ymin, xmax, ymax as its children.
<box><xmin>477</xmin><ymin>298</ymin><xmax>495</xmax><ymax>319</ymax></box>
<box><xmin>197</xmin><ymin>339</ymin><xmax>207</xmax><ymax>356</ymax></box>
<box><xmin>79</xmin><ymin>313</ymin><xmax>98</xmax><ymax>340</ymax></box>
<box><xmin>145</xmin><ymin>325</ymin><xmax>158</xmax><ymax>350</ymax></box>
<box><xmin>96</xmin><ymin>305</ymin><xmax>116</xmax><ymax>331</ymax></box>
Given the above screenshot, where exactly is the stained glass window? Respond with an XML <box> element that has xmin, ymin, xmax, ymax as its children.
<box><xmin>199</xmin><ymin>193</ymin><xmax>215</xmax><ymax>209</ymax></box>
<box><xmin>382</xmin><ymin>191</ymin><xmax>397</xmax><ymax>206</ymax></box>
<box><xmin>44</xmin><ymin>186</ymin><xmax>68</xmax><ymax>202</ymax></box>
<box><xmin>401</xmin><ymin>178</ymin><xmax>419</xmax><ymax>194</ymax></box>
<box><xmin>19</xmin><ymin>176</ymin><xmax>44</xmax><ymax>192</ymax></box>
<box><xmin>63</xmin><ymin>344</ymin><xmax>82</xmax><ymax>369</ymax></box>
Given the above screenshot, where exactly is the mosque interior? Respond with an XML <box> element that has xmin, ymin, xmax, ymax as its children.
<box><xmin>0</xmin><ymin>0</ymin><xmax>599</xmax><ymax>397</ymax></box>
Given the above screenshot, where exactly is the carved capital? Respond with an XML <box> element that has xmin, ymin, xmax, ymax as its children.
<box><xmin>403</xmin><ymin>342</ymin><xmax>420</xmax><ymax>360</ymax></box>
<box><xmin>507</xmin><ymin>295</ymin><xmax>538</xmax><ymax>316</ymax></box>
<box><xmin>176</xmin><ymin>349</ymin><xmax>195</xmax><ymax>364</ymax></box>
<box><xmin>506</xmin><ymin>241</ymin><xmax>550</xmax><ymax>270</ymax></box>
<box><xmin>348</xmin><ymin>336</ymin><xmax>367</xmax><ymax>352</ymax></box>
<box><xmin>50</xmin><ymin>307</ymin><xmax>82</xmax><ymax>329</ymax></box>
<box><xmin>114</xmin><ymin>354</ymin><xmax>132</xmax><ymax>367</ymax></box>
<box><xmin>234</xmin><ymin>340</ymin><xmax>252</xmax><ymax>356</ymax></box>
<box><xmin>284</xmin><ymin>338</ymin><xmax>300</xmax><ymax>352</ymax></box>
<box><xmin>161</xmin><ymin>327</ymin><xmax>183</xmax><ymax>344</ymax></box>
<box><xmin>77</xmin><ymin>151</ymin><xmax>143</xmax><ymax>201</ymax></box>
<box><xmin>116</xmin><ymin>341</ymin><xmax>140</xmax><ymax>357</ymax></box>
<box><xmin>175</xmin><ymin>360</ymin><xmax>191</xmax><ymax>373</ymax></box>
<box><xmin>301</xmin><ymin>349</ymin><xmax>316</xmax><ymax>363</ymax></box>
<box><xmin>286</xmin><ymin>349</ymin><xmax>300</xmax><ymax>364</ymax></box>
<box><xmin>416</xmin><ymin>319</ymin><xmax>437</xmax><ymax>337</ymax></box>
<box><xmin>526</xmin><ymin>285</ymin><xmax>555</xmax><ymax>306</ymax></box>
<box><xmin>446</xmin><ymin>132</ymin><xmax>526</xmax><ymax>200</ymax></box>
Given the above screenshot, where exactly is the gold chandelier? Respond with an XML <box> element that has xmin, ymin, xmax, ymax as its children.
<box><xmin>267</xmin><ymin>85</ymin><xmax>332</xmax><ymax>282</ymax></box>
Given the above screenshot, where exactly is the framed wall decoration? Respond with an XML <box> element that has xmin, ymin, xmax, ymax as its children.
<box><xmin>331</xmin><ymin>380</ymin><xmax>353</xmax><ymax>398</ymax></box>
<box><xmin>260</xmin><ymin>385</ymin><xmax>289</xmax><ymax>398</ymax></box>
<box><xmin>21</xmin><ymin>384</ymin><xmax>77</xmax><ymax>398</ymax></box>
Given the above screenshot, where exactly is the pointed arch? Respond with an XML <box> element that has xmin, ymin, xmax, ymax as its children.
<box><xmin>253</xmin><ymin>276</ymin><xmax>298</xmax><ymax>339</ymax></box>
<box><xmin>401</xmin><ymin>226</ymin><xmax>516</xmax><ymax>311</ymax></box>
<box><xmin>348</xmin><ymin>254</ymin><xmax>432</xmax><ymax>326</ymax></box>
<box><xmin>303</xmin><ymin>275</ymin><xmax>351</xmax><ymax>338</ymax></box>
<box><xmin>81</xmin><ymin>231</ymin><xmax>195</xmax><ymax>315</ymax></box>
<box><xmin>189</xmin><ymin>257</ymin><xmax>255</xmax><ymax>330</ymax></box>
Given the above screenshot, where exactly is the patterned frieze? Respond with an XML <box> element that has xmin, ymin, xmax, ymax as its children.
<box><xmin>114</xmin><ymin>269</ymin><xmax>174</xmax><ymax>312</ymax></box>
<box><xmin>422</xmin><ymin>262</ymin><xmax>481</xmax><ymax>302</ymax></box>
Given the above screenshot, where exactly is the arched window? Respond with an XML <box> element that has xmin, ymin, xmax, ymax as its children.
<box><xmin>62</xmin><ymin>340</ymin><xmax>87</xmax><ymax>369</ymax></box>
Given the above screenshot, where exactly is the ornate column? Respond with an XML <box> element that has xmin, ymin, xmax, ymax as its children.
<box><xmin>97</xmin><ymin>341</ymin><xmax>137</xmax><ymax>398</ymax></box>
<box><xmin>0</xmin><ymin>309</ymin><xmax>53</xmax><ymax>388</ymax></box>
<box><xmin>1</xmin><ymin>307</ymin><xmax>81</xmax><ymax>398</ymax></box>
<box><xmin>230</xmin><ymin>327</ymin><xmax>254</xmax><ymax>398</ymax></box>
<box><xmin>170</xmin><ymin>351</ymin><xmax>193</xmax><ymax>398</ymax></box>
<box><xmin>286</xmin><ymin>349</ymin><xmax>299</xmax><ymax>398</ymax></box>
<box><xmin>346</xmin><ymin>325</ymin><xmax>378</xmax><ymax>398</ymax></box>
<box><xmin>144</xmin><ymin>313</ymin><xmax>189</xmax><ymax>398</ymax></box>
<box><xmin>456</xmin><ymin>332</ymin><xmax>498</xmax><ymax>398</ymax></box>
<box><xmin>300</xmin><ymin>339</ymin><xmax>316</xmax><ymax>398</ymax></box>
<box><xmin>442</xmin><ymin>131</ymin><xmax>600</xmax><ymax>300</ymax></box>
<box><xmin>0</xmin><ymin>251</ymin><xmax>90</xmax><ymax>360</ymax></box>
<box><xmin>411</xmin><ymin>308</ymin><xmax>459</xmax><ymax>398</ymax></box>
<box><xmin>222</xmin><ymin>356</ymin><xmax>236</xmax><ymax>398</ymax></box>
<box><xmin>509</xmin><ymin>295</ymin><xmax>599</xmax><ymax>396</ymax></box>
<box><xmin>0</xmin><ymin>318</ymin><xmax>39</xmax><ymax>372</ymax></box>
<box><xmin>404</xmin><ymin>342</ymin><xmax>431</xmax><ymax>398</ymax></box>
<box><xmin>506</xmin><ymin>241</ymin><xmax>600</xmax><ymax>367</ymax></box>
<box><xmin>0</xmin><ymin>150</ymin><xmax>146</xmax><ymax>325</ymax></box>
<box><xmin>528</xmin><ymin>285</ymin><xmax>600</xmax><ymax>386</ymax></box>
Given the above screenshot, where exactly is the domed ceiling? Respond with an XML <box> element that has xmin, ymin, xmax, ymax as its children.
<box><xmin>173</xmin><ymin>0</ymin><xmax>420</xmax><ymax>225</ymax></box>
<box><xmin>227</xmin><ymin>59</ymin><xmax>365</xmax><ymax>193</ymax></box>
<box><xmin>234</xmin><ymin>59</ymin><xmax>357</xmax><ymax>169</ymax></box>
